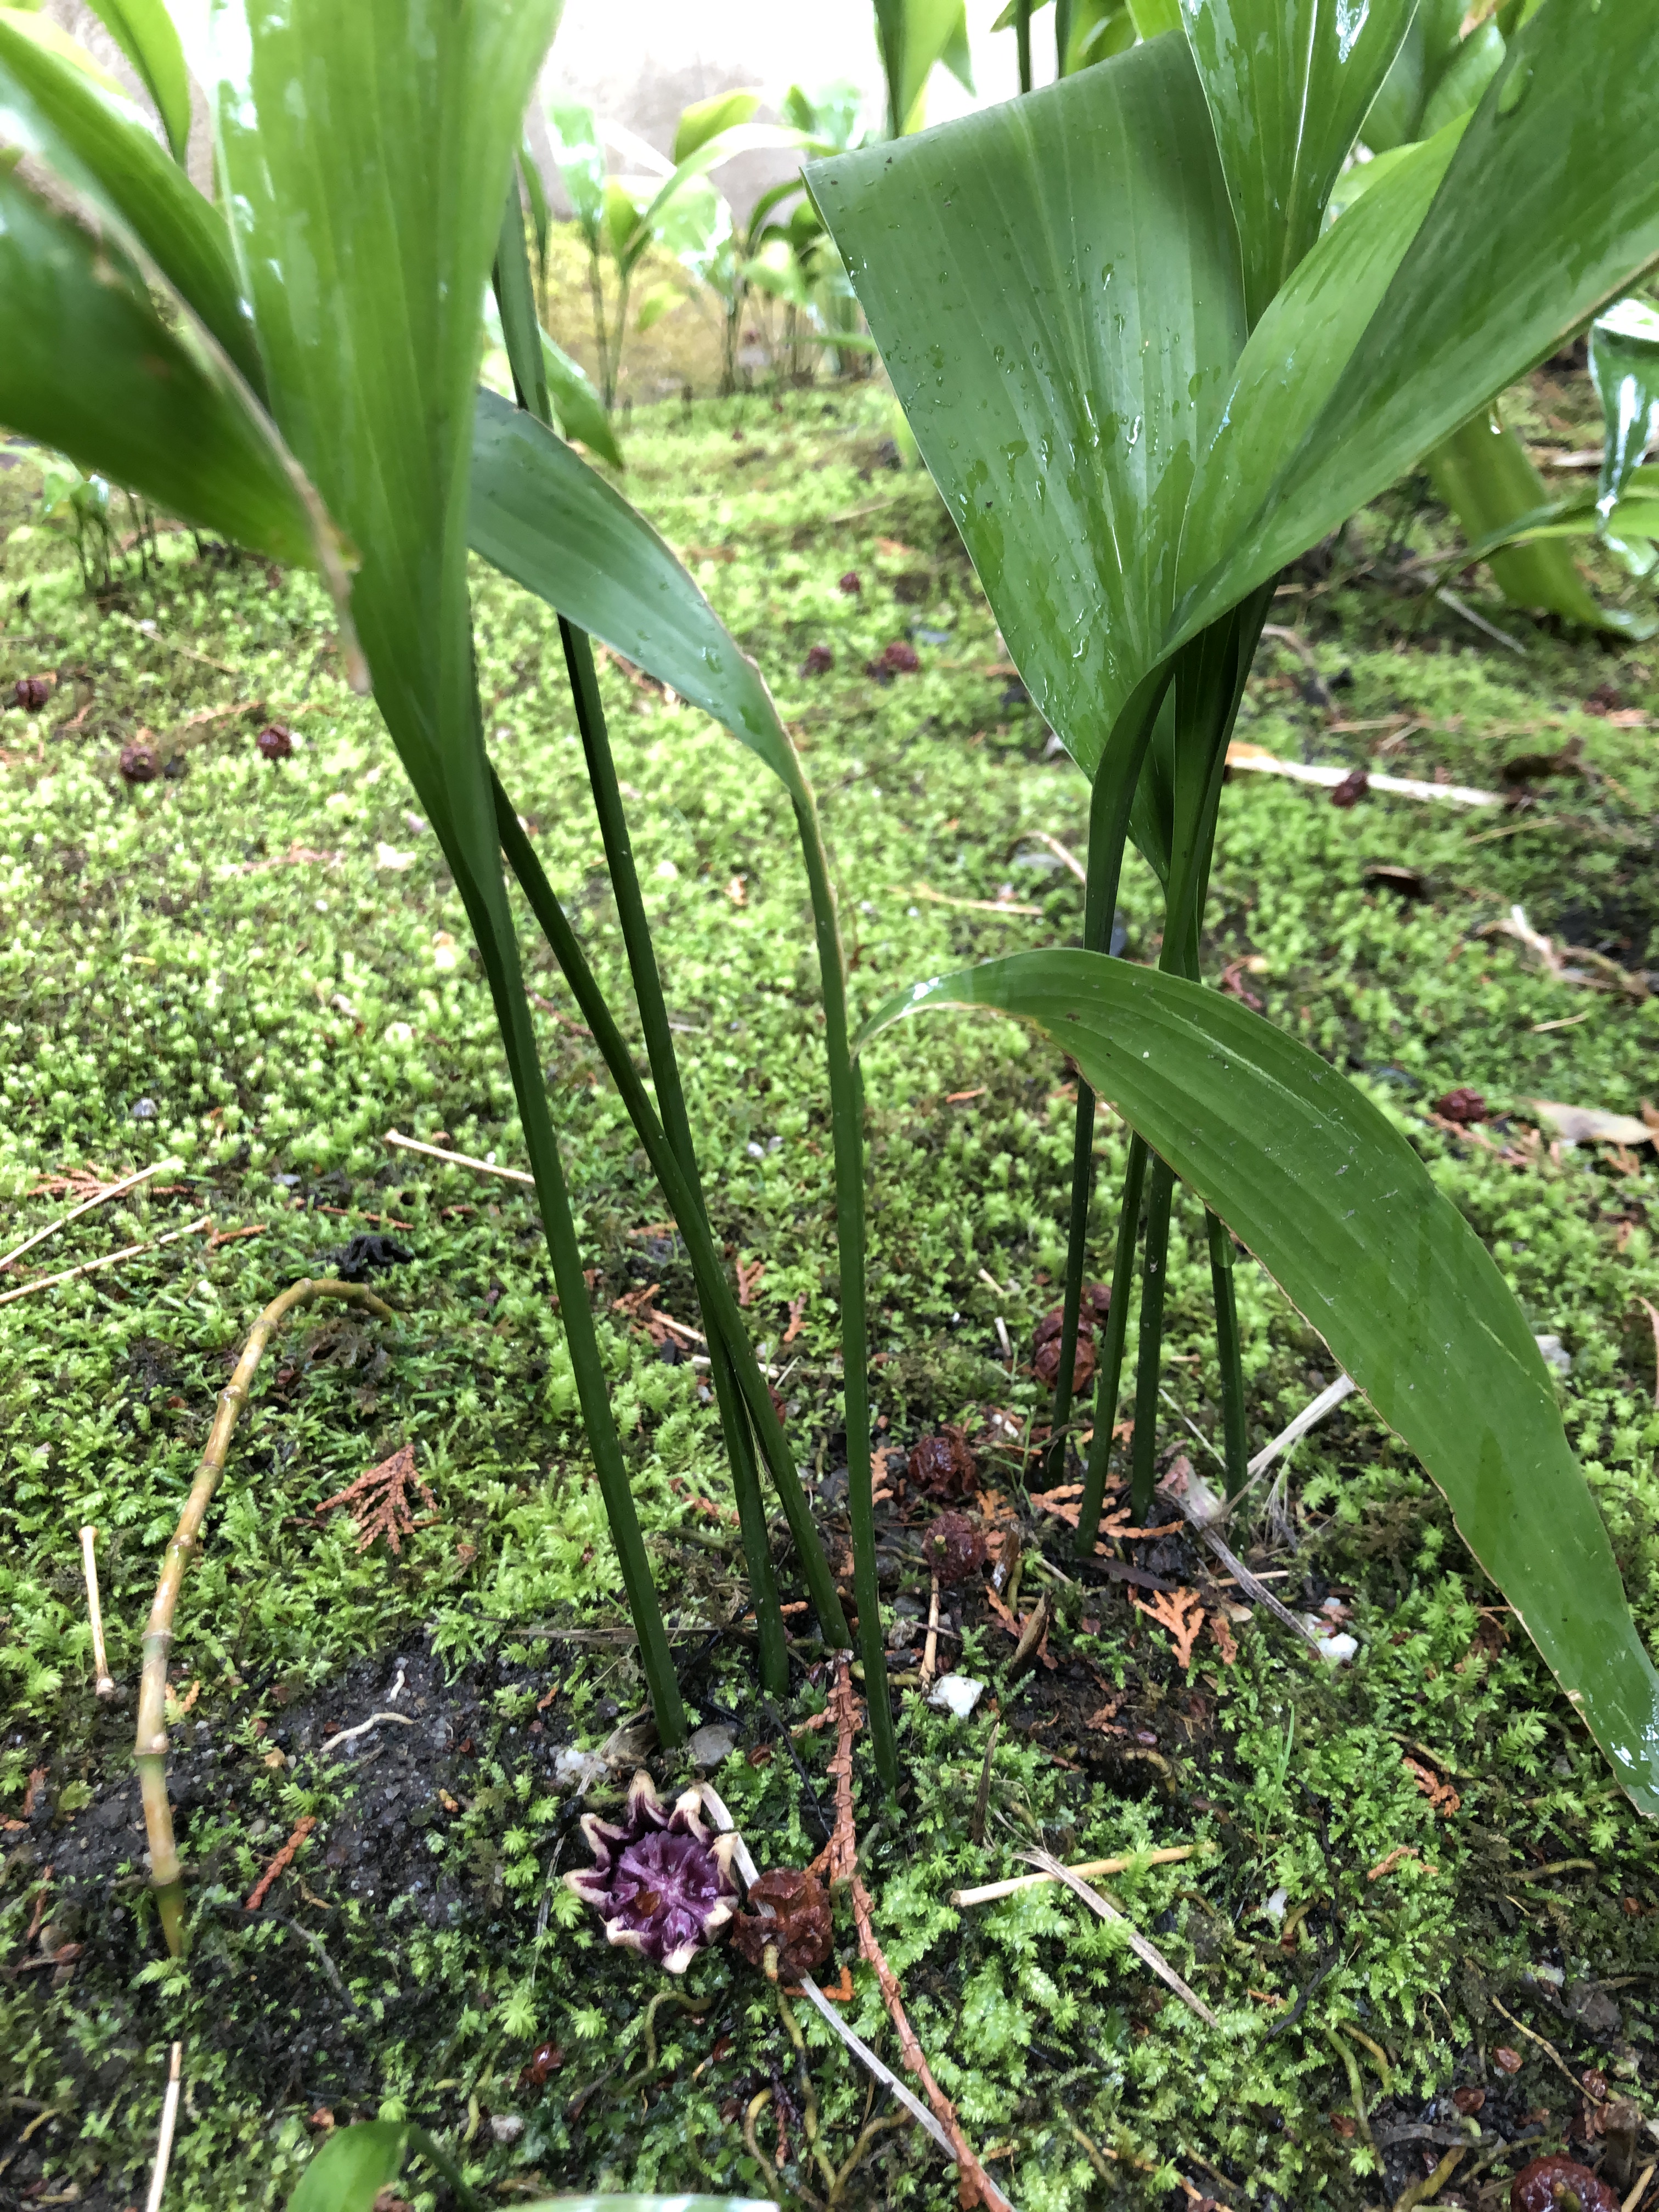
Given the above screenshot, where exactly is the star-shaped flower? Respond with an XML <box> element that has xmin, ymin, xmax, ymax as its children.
<box><xmin>564</xmin><ymin>1770</ymin><xmax>739</xmax><ymax>1973</ymax></box>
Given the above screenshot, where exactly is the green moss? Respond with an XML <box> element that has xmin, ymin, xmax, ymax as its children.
<box><xmin>2</xmin><ymin>373</ymin><xmax>1659</xmax><ymax>2209</ymax></box>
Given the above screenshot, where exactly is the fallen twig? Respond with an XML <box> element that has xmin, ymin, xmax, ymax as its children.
<box><xmin>953</xmin><ymin>1842</ymin><xmax>1211</xmax><ymax>1909</ymax></box>
<box><xmin>1161</xmin><ymin>1479</ymin><xmax>1324</xmax><ymax>1654</ymax></box>
<box><xmin>912</xmin><ymin>884</ymin><xmax>1043</xmax><ymax>918</ymax></box>
<box><xmin>1215</xmin><ymin>1374</ymin><xmax>1359</xmax><ymax>1521</ymax></box>
<box><xmin>921</xmin><ymin>1571</ymin><xmax>941</xmax><ymax>1687</ymax></box>
<box><xmin>1020</xmin><ymin>831</ymin><xmax>1087</xmax><ymax>884</ymax></box>
<box><xmin>320</xmin><ymin>1711</ymin><xmax>416</xmax><ymax>1758</ymax></box>
<box><xmin>0</xmin><ymin>1156</ymin><xmax>183</xmax><ymax>1277</ymax></box>
<box><xmin>1489</xmin><ymin>1993</ymin><xmax>1608</xmax><ymax>2106</ymax></box>
<box><xmin>0</xmin><ymin>1214</ymin><xmax>212</xmax><ymax>1308</ymax></box>
<box><xmin>80</xmin><ymin>1526</ymin><xmax>115</xmax><ymax>1699</ymax></box>
<box><xmin>245</xmin><ymin>1814</ymin><xmax>317</xmax><ymax>1911</ymax></box>
<box><xmin>136</xmin><ymin>1277</ymin><xmax>394</xmax><ymax>1957</ymax></box>
<box><xmin>144</xmin><ymin>2042</ymin><xmax>183</xmax><ymax>2212</ymax></box>
<box><xmin>1226</xmin><ymin>738</ymin><xmax>1500</xmax><ymax>808</ymax></box>
<box><xmin>1017</xmin><ymin>1849</ymin><xmax>1219</xmax><ymax>2027</ymax></box>
<box><xmin>383</xmin><ymin>1127</ymin><xmax>535</xmax><ymax>1185</ymax></box>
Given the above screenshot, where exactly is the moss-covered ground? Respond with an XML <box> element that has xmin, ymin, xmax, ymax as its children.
<box><xmin>5</xmin><ymin>370</ymin><xmax>1659</xmax><ymax>2212</ymax></box>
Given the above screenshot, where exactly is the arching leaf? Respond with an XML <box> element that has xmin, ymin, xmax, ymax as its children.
<box><xmin>82</xmin><ymin>0</ymin><xmax>190</xmax><ymax>162</ymax></box>
<box><xmin>860</xmin><ymin>949</ymin><xmax>1659</xmax><ymax>1815</ymax></box>
<box><xmin>809</xmin><ymin>35</ymin><xmax>1245</xmax><ymax>782</ymax></box>
<box><xmin>1592</xmin><ymin>297</ymin><xmax>1659</xmax><ymax>518</ymax></box>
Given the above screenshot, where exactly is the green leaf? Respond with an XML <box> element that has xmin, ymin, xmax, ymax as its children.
<box><xmin>1179</xmin><ymin>0</ymin><xmax>1417</xmax><ymax>325</ymax></box>
<box><xmin>1180</xmin><ymin>120</ymin><xmax>1465</xmax><ymax>598</ymax></box>
<box><xmin>1126</xmin><ymin>0</ymin><xmax>1178</xmax><ymax>31</ymax></box>
<box><xmin>286</xmin><ymin>2121</ymin><xmax>409</xmax><ymax>2212</ymax></box>
<box><xmin>874</xmin><ymin>0</ymin><xmax>971</xmax><ymax>133</ymax></box>
<box><xmin>859</xmin><ymin>950</ymin><xmax>1659</xmax><ymax>1815</ymax></box>
<box><xmin>546</xmin><ymin>98</ymin><xmax>606</xmax><ymax>246</ymax></box>
<box><xmin>1174</xmin><ymin>0</ymin><xmax>1659</xmax><ymax>647</ymax></box>
<box><xmin>1064</xmin><ymin>0</ymin><xmax>1135</xmax><ymax>74</ymax></box>
<box><xmin>511</xmin><ymin>2201</ymin><xmax>777</xmax><ymax>2211</ymax></box>
<box><xmin>809</xmin><ymin>34</ymin><xmax>1245</xmax><ymax>782</ymax></box>
<box><xmin>0</xmin><ymin>167</ymin><xmax>336</xmax><ymax>578</ymax></box>
<box><xmin>82</xmin><ymin>0</ymin><xmax>189</xmax><ymax>162</ymax></box>
<box><xmin>468</xmin><ymin>388</ymin><xmax>804</xmax><ymax>802</ymax></box>
<box><xmin>1425</xmin><ymin>405</ymin><xmax>1616</xmax><ymax>629</ymax></box>
<box><xmin>673</xmin><ymin>87</ymin><xmax>759</xmax><ymax>161</ymax></box>
<box><xmin>1418</xmin><ymin>17</ymin><xmax>1504</xmax><ymax>136</ymax></box>
<box><xmin>541</xmin><ymin>331</ymin><xmax>622</xmax><ymax>468</ymax></box>
<box><xmin>1592</xmin><ymin>296</ymin><xmax>1659</xmax><ymax>518</ymax></box>
<box><xmin>0</xmin><ymin>10</ymin><xmax>260</xmax><ymax>387</ymax></box>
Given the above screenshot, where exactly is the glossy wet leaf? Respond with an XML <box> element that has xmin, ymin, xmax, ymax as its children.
<box><xmin>1592</xmin><ymin>297</ymin><xmax>1659</xmax><ymax>519</ymax></box>
<box><xmin>810</xmin><ymin>35</ymin><xmax>1245</xmax><ymax>780</ymax></box>
<box><xmin>541</xmin><ymin>330</ymin><xmax>622</xmax><ymax>468</ymax></box>
<box><xmin>83</xmin><ymin>0</ymin><xmax>190</xmax><ymax>161</ymax></box>
<box><xmin>860</xmin><ymin>950</ymin><xmax>1659</xmax><ymax>1815</ymax></box>
<box><xmin>0</xmin><ymin>168</ymin><xmax>330</xmax><ymax>574</ymax></box>
<box><xmin>873</xmin><ymin>0</ymin><xmax>973</xmax><ymax>133</ymax></box>
<box><xmin>673</xmin><ymin>87</ymin><xmax>759</xmax><ymax>159</ymax></box>
<box><xmin>286</xmin><ymin>2120</ymin><xmax>410</xmax><ymax>2212</ymax></box>
<box><xmin>1175</xmin><ymin>1</ymin><xmax>1659</xmax><ymax>644</ymax></box>
<box><xmin>1179</xmin><ymin>0</ymin><xmax>1418</xmax><ymax>324</ymax></box>
<box><xmin>1425</xmin><ymin>407</ymin><xmax>1612</xmax><ymax>629</ymax></box>
<box><xmin>469</xmin><ymin>388</ymin><xmax>804</xmax><ymax>802</ymax></box>
<box><xmin>0</xmin><ymin>13</ymin><xmax>259</xmax><ymax>386</ymax></box>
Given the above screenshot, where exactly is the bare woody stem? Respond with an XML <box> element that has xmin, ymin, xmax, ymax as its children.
<box><xmin>136</xmin><ymin>1278</ymin><xmax>393</xmax><ymax>1959</ymax></box>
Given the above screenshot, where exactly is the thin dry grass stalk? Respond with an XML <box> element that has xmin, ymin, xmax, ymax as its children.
<box><xmin>0</xmin><ymin>1156</ymin><xmax>183</xmax><ymax>1277</ymax></box>
<box><xmin>952</xmin><ymin>1842</ymin><xmax>1210</xmax><ymax>1910</ymax></box>
<box><xmin>79</xmin><ymin>1525</ymin><xmax>115</xmax><ymax>1699</ymax></box>
<box><xmin>1015</xmin><ymin>1848</ymin><xmax>1219</xmax><ymax>2028</ymax></box>
<box><xmin>136</xmin><ymin>1277</ymin><xmax>393</xmax><ymax>1957</ymax></box>
<box><xmin>143</xmin><ymin>2042</ymin><xmax>183</xmax><ymax>2212</ymax></box>
<box><xmin>0</xmin><ymin>1214</ymin><xmax>211</xmax><ymax>1308</ymax></box>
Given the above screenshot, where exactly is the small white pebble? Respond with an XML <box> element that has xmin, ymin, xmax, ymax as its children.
<box><xmin>928</xmin><ymin>1674</ymin><xmax>985</xmax><ymax>1719</ymax></box>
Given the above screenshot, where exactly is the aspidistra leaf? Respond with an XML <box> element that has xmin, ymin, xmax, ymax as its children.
<box><xmin>809</xmin><ymin>35</ymin><xmax>1245</xmax><ymax>781</ymax></box>
<box><xmin>860</xmin><ymin>949</ymin><xmax>1659</xmax><ymax>1814</ymax></box>
<box><xmin>1591</xmin><ymin>296</ymin><xmax>1659</xmax><ymax>520</ymax></box>
<box><xmin>1175</xmin><ymin>0</ymin><xmax>1659</xmax><ymax>645</ymax></box>
<box><xmin>82</xmin><ymin>0</ymin><xmax>190</xmax><ymax>162</ymax></box>
<box><xmin>1180</xmin><ymin>0</ymin><xmax>1418</xmax><ymax>325</ymax></box>
<box><xmin>0</xmin><ymin>168</ymin><xmax>332</xmax><ymax>574</ymax></box>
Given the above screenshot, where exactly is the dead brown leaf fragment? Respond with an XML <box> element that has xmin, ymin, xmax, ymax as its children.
<box><xmin>1402</xmin><ymin>1753</ymin><xmax>1461</xmax><ymax>1816</ymax></box>
<box><xmin>1132</xmin><ymin>1587</ymin><xmax>1205</xmax><ymax>1669</ymax></box>
<box><xmin>314</xmin><ymin>1442</ymin><xmax>437</xmax><ymax>1554</ymax></box>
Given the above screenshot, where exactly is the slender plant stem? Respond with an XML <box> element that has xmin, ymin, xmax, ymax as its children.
<box><xmin>558</xmin><ymin>619</ymin><xmax>788</xmax><ymax>1693</ymax></box>
<box><xmin>791</xmin><ymin>787</ymin><xmax>896</xmax><ymax>1795</ymax></box>
<box><xmin>1015</xmin><ymin>0</ymin><xmax>1034</xmax><ymax>92</ymax></box>
<box><xmin>493</xmin><ymin>780</ymin><xmax>850</xmax><ymax>1651</ymax></box>
<box><xmin>586</xmin><ymin>245</ymin><xmax>612</xmax><ymax>411</ymax></box>
<box><xmin>1075</xmin><ymin>1132</ymin><xmax>1146</xmax><ymax>1556</ymax></box>
<box><xmin>1207</xmin><ymin>1211</ymin><xmax>1248</xmax><ymax>1494</ymax></box>
<box><xmin>137</xmin><ymin>1279</ymin><xmax>392</xmax><ymax>1957</ymax></box>
<box><xmin>1054</xmin><ymin>0</ymin><xmax>1074</xmax><ymax>74</ymax></box>
<box><xmin>1128</xmin><ymin>1156</ymin><xmax>1176</xmax><ymax>1519</ymax></box>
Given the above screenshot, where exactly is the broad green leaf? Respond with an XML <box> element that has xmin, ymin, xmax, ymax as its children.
<box><xmin>1592</xmin><ymin>296</ymin><xmax>1659</xmax><ymax>518</ymax></box>
<box><xmin>1126</xmin><ymin>0</ymin><xmax>1178</xmax><ymax>31</ymax></box>
<box><xmin>83</xmin><ymin>0</ymin><xmax>190</xmax><ymax>161</ymax></box>
<box><xmin>204</xmin><ymin>0</ymin><xmax>563</xmax><ymax>922</ymax></box>
<box><xmin>519</xmin><ymin>142</ymin><xmax>550</xmax><ymax>273</ymax></box>
<box><xmin>469</xmin><ymin>388</ymin><xmax>805</xmax><ymax>803</ymax></box>
<box><xmin>673</xmin><ymin>87</ymin><xmax>759</xmax><ymax>161</ymax></box>
<box><xmin>809</xmin><ymin>34</ymin><xmax>1245</xmax><ymax>781</ymax></box>
<box><xmin>286</xmin><ymin>2121</ymin><xmax>409</xmax><ymax>2212</ymax></box>
<box><xmin>860</xmin><ymin>949</ymin><xmax>1659</xmax><ymax>1815</ymax></box>
<box><xmin>1180</xmin><ymin>0</ymin><xmax>1418</xmax><ymax>325</ymax></box>
<box><xmin>1424</xmin><ymin>405</ymin><xmax>1615</xmax><ymax>629</ymax></box>
<box><xmin>1181</xmin><ymin>121</ymin><xmax>1464</xmax><ymax>594</ymax></box>
<box><xmin>513</xmin><ymin>2201</ymin><xmax>777</xmax><ymax>2211</ymax></box>
<box><xmin>0</xmin><ymin>168</ymin><xmax>336</xmax><ymax>578</ymax></box>
<box><xmin>874</xmin><ymin>0</ymin><xmax>970</xmax><ymax>134</ymax></box>
<box><xmin>546</xmin><ymin>98</ymin><xmax>606</xmax><ymax>247</ymax></box>
<box><xmin>1418</xmin><ymin>18</ymin><xmax>1504</xmax><ymax>137</ymax></box>
<box><xmin>0</xmin><ymin>12</ymin><xmax>259</xmax><ymax>386</ymax></box>
<box><xmin>541</xmin><ymin>331</ymin><xmax>622</xmax><ymax>468</ymax></box>
<box><xmin>0</xmin><ymin>9</ymin><xmax>125</xmax><ymax>94</ymax></box>
<box><xmin>1174</xmin><ymin>0</ymin><xmax>1659</xmax><ymax>646</ymax></box>
<box><xmin>1064</xmin><ymin>0</ymin><xmax>1135</xmax><ymax>73</ymax></box>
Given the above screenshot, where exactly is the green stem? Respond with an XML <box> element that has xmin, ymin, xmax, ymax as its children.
<box><xmin>1207</xmin><ymin>1211</ymin><xmax>1248</xmax><ymax>1496</ymax></box>
<box><xmin>1054</xmin><ymin>0</ymin><xmax>1074</xmax><ymax>75</ymax></box>
<box><xmin>453</xmin><ymin>836</ymin><xmax>685</xmax><ymax>1746</ymax></box>
<box><xmin>558</xmin><ymin>619</ymin><xmax>788</xmax><ymax>1694</ymax></box>
<box><xmin>1016</xmin><ymin>0</ymin><xmax>1034</xmax><ymax>92</ymax></box>
<box><xmin>493</xmin><ymin>779</ymin><xmax>850</xmax><ymax>1652</ymax></box>
<box><xmin>791</xmin><ymin>785</ymin><xmax>896</xmax><ymax>1796</ymax></box>
<box><xmin>1128</xmin><ymin>1155</ymin><xmax>1176</xmax><ymax>1521</ymax></box>
<box><xmin>586</xmin><ymin>245</ymin><xmax>612</xmax><ymax>413</ymax></box>
<box><xmin>1075</xmin><ymin>1132</ymin><xmax>1146</xmax><ymax>1555</ymax></box>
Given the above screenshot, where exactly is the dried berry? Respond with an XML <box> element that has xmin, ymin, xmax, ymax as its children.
<box><xmin>1510</xmin><ymin>2154</ymin><xmax>1618</xmax><ymax>2211</ymax></box>
<box><xmin>907</xmin><ymin>1427</ymin><xmax>975</xmax><ymax>1499</ymax></box>
<box><xmin>12</xmin><ymin>675</ymin><xmax>52</xmax><ymax>711</ymax></box>
<box><xmin>730</xmin><ymin>1867</ymin><xmax>833</xmax><ymax>1979</ymax></box>
<box><xmin>802</xmin><ymin>644</ymin><xmax>834</xmax><ymax>675</ymax></box>
<box><xmin>1032</xmin><ymin>1305</ymin><xmax>1097</xmax><ymax>1392</ymax></box>
<box><xmin>119</xmin><ymin>742</ymin><xmax>162</xmax><ymax>784</ymax></box>
<box><xmin>1435</xmin><ymin>1087</ymin><xmax>1488</xmax><ymax>1124</ymax></box>
<box><xmin>1452</xmin><ymin>2086</ymin><xmax>1485</xmax><ymax>2115</ymax></box>
<box><xmin>257</xmin><ymin>722</ymin><xmax>295</xmax><ymax>760</ymax></box>
<box><xmin>837</xmin><ymin>569</ymin><xmax>862</xmax><ymax>595</ymax></box>
<box><xmin>922</xmin><ymin>1511</ymin><xmax>986</xmax><ymax>1586</ymax></box>
<box><xmin>1330</xmin><ymin>768</ymin><xmax>1369</xmax><ymax>808</ymax></box>
<box><xmin>564</xmin><ymin>1770</ymin><xmax>738</xmax><ymax>1973</ymax></box>
<box><xmin>866</xmin><ymin>639</ymin><xmax>920</xmax><ymax>677</ymax></box>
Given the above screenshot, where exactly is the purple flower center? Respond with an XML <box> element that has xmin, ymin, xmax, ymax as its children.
<box><xmin>612</xmin><ymin>1830</ymin><xmax>725</xmax><ymax>1956</ymax></box>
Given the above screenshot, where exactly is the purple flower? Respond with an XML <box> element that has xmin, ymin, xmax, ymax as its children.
<box><xmin>564</xmin><ymin>1770</ymin><xmax>739</xmax><ymax>1973</ymax></box>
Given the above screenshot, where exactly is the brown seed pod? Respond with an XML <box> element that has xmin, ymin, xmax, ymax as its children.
<box><xmin>256</xmin><ymin>723</ymin><xmax>295</xmax><ymax>761</ymax></box>
<box><xmin>1510</xmin><ymin>2154</ymin><xmax>1618</xmax><ymax>2211</ymax></box>
<box><xmin>1435</xmin><ymin>1087</ymin><xmax>1488</xmax><ymax>1124</ymax></box>
<box><xmin>1329</xmin><ymin>768</ymin><xmax>1369</xmax><ymax>808</ymax></box>
<box><xmin>730</xmin><ymin>1866</ymin><xmax>833</xmax><ymax>1979</ymax></box>
<box><xmin>922</xmin><ymin>1510</ymin><xmax>986</xmax><ymax>1587</ymax></box>
<box><xmin>802</xmin><ymin>644</ymin><xmax>833</xmax><ymax>675</ymax></box>
<box><xmin>119</xmin><ymin>742</ymin><xmax>162</xmax><ymax>784</ymax></box>
<box><xmin>907</xmin><ymin>1427</ymin><xmax>975</xmax><ymax>1499</ymax></box>
<box><xmin>1032</xmin><ymin>1305</ymin><xmax>1097</xmax><ymax>1392</ymax></box>
<box><xmin>837</xmin><ymin>569</ymin><xmax>862</xmax><ymax>595</ymax></box>
<box><xmin>13</xmin><ymin>675</ymin><xmax>53</xmax><ymax>711</ymax></box>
